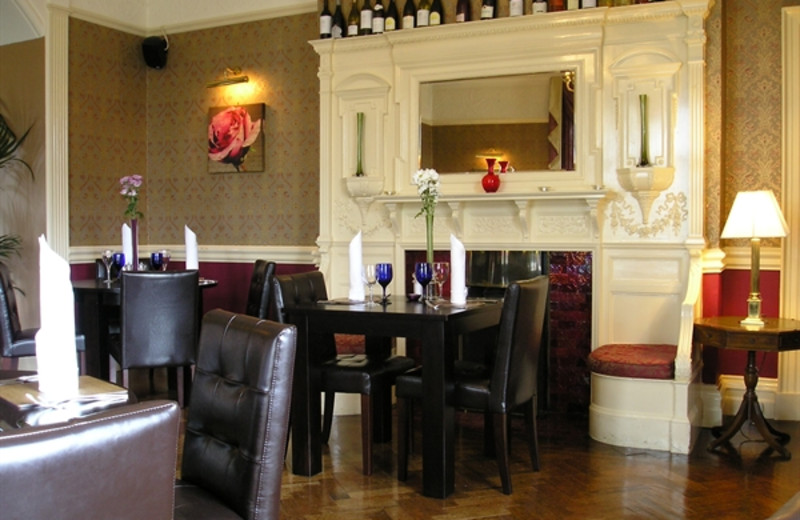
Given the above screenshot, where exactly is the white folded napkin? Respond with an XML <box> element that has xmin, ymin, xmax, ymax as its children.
<box><xmin>348</xmin><ymin>231</ymin><xmax>365</xmax><ymax>301</ymax></box>
<box><xmin>35</xmin><ymin>235</ymin><xmax>79</xmax><ymax>399</ymax></box>
<box><xmin>185</xmin><ymin>225</ymin><xmax>199</xmax><ymax>270</ymax></box>
<box><xmin>121</xmin><ymin>223</ymin><xmax>132</xmax><ymax>268</ymax></box>
<box><xmin>450</xmin><ymin>234</ymin><xmax>467</xmax><ymax>305</ymax></box>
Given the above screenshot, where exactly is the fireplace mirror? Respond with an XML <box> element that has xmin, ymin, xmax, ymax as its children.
<box><xmin>419</xmin><ymin>71</ymin><xmax>576</xmax><ymax>175</ymax></box>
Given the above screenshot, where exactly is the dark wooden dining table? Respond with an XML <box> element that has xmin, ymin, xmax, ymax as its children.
<box><xmin>72</xmin><ymin>277</ymin><xmax>218</xmax><ymax>380</ymax></box>
<box><xmin>282</xmin><ymin>297</ymin><xmax>502</xmax><ymax>499</ymax></box>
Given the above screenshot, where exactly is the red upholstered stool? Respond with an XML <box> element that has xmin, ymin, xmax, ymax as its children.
<box><xmin>588</xmin><ymin>344</ymin><xmax>677</xmax><ymax>380</ymax></box>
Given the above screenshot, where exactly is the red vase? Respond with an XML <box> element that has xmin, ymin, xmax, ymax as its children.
<box><xmin>482</xmin><ymin>172</ymin><xmax>500</xmax><ymax>193</ymax></box>
<box><xmin>482</xmin><ymin>158</ymin><xmax>500</xmax><ymax>192</ymax></box>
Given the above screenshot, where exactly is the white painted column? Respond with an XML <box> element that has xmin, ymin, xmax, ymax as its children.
<box><xmin>45</xmin><ymin>5</ymin><xmax>70</xmax><ymax>258</ymax></box>
<box><xmin>777</xmin><ymin>7</ymin><xmax>800</xmax><ymax>420</ymax></box>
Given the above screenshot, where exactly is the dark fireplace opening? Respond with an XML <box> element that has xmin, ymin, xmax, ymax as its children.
<box><xmin>404</xmin><ymin>250</ymin><xmax>592</xmax><ymax>414</ymax></box>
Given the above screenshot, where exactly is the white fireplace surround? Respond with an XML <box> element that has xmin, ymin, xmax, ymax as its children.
<box><xmin>312</xmin><ymin>1</ymin><xmax>712</xmax><ymax>454</ymax></box>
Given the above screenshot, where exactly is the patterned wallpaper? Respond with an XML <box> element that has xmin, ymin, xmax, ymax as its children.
<box><xmin>713</xmin><ymin>0</ymin><xmax>800</xmax><ymax>247</ymax></box>
<box><xmin>69</xmin><ymin>19</ymin><xmax>147</xmax><ymax>247</ymax></box>
<box><xmin>68</xmin><ymin>13</ymin><xmax>320</xmax><ymax>247</ymax></box>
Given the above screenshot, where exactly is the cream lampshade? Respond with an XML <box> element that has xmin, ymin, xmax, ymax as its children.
<box><xmin>721</xmin><ymin>190</ymin><xmax>789</xmax><ymax>327</ymax></box>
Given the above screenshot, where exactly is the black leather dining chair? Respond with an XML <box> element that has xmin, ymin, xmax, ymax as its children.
<box><xmin>174</xmin><ymin>309</ymin><xmax>296</xmax><ymax>520</ymax></box>
<box><xmin>272</xmin><ymin>270</ymin><xmax>415</xmax><ymax>475</ymax></box>
<box><xmin>397</xmin><ymin>275</ymin><xmax>549</xmax><ymax>494</ymax></box>
<box><xmin>244</xmin><ymin>259</ymin><xmax>275</xmax><ymax>320</ymax></box>
<box><xmin>109</xmin><ymin>270</ymin><xmax>199</xmax><ymax>407</ymax></box>
<box><xmin>0</xmin><ymin>262</ymin><xmax>86</xmax><ymax>373</ymax></box>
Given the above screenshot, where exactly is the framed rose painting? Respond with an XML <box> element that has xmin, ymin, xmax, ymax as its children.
<box><xmin>207</xmin><ymin>103</ymin><xmax>265</xmax><ymax>173</ymax></box>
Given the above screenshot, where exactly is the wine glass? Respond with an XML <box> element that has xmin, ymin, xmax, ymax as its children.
<box><xmin>112</xmin><ymin>252</ymin><xmax>126</xmax><ymax>280</ymax></box>
<box><xmin>158</xmin><ymin>249</ymin><xmax>171</xmax><ymax>271</ymax></box>
<box><xmin>376</xmin><ymin>263</ymin><xmax>393</xmax><ymax>304</ymax></box>
<box><xmin>150</xmin><ymin>251</ymin><xmax>163</xmax><ymax>271</ymax></box>
<box><xmin>414</xmin><ymin>262</ymin><xmax>433</xmax><ymax>301</ymax></box>
<box><xmin>101</xmin><ymin>249</ymin><xmax>114</xmax><ymax>285</ymax></box>
<box><xmin>363</xmin><ymin>264</ymin><xmax>378</xmax><ymax>306</ymax></box>
<box><xmin>432</xmin><ymin>261</ymin><xmax>450</xmax><ymax>301</ymax></box>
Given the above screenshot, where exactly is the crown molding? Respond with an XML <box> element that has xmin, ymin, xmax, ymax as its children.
<box><xmin>57</xmin><ymin>0</ymin><xmax>316</xmax><ymax>36</ymax></box>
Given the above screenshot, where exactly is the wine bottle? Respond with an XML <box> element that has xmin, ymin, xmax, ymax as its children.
<box><xmin>417</xmin><ymin>0</ymin><xmax>430</xmax><ymax>27</ymax></box>
<box><xmin>385</xmin><ymin>0</ymin><xmax>399</xmax><ymax>30</ymax></box>
<box><xmin>373</xmin><ymin>0</ymin><xmax>385</xmax><ymax>33</ymax></box>
<box><xmin>402</xmin><ymin>0</ymin><xmax>416</xmax><ymax>29</ymax></box>
<box><xmin>430</xmin><ymin>0</ymin><xmax>443</xmax><ymax>25</ymax></box>
<box><xmin>532</xmin><ymin>0</ymin><xmax>547</xmax><ymax>13</ymax></box>
<box><xmin>456</xmin><ymin>0</ymin><xmax>471</xmax><ymax>22</ymax></box>
<box><xmin>480</xmin><ymin>0</ymin><xmax>496</xmax><ymax>19</ymax></box>
<box><xmin>332</xmin><ymin>0</ymin><xmax>346</xmax><ymax>37</ymax></box>
<box><xmin>320</xmin><ymin>0</ymin><xmax>333</xmax><ymax>38</ymax></box>
<box><xmin>509</xmin><ymin>0</ymin><xmax>523</xmax><ymax>16</ymax></box>
<box><xmin>347</xmin><ymin>0</ymin><xmax>360</xmax><ymax>36</ymax></box>
<box><xmin>548</xmin><ymin>0</ymin><xmax>565</xmax><ymax>11</ymax></box>
<box><xmin>360</xmin><ymin>0</ymin><xmax>373</xmax><ymax>35</ymax></box>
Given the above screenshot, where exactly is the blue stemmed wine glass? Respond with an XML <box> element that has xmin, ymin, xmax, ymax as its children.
<box><xmin>112</xmin><ymin>252</ymin><xmax>126</xmax><ymax>280</ymax></box>
<box><xmin>414</xmin><ymin>262</ymin><xmax>433</xmax><ymax>301</ymax></box>
<box><xmin>150</xmin><ymin>251</ymin><xmax>163</xmax><ymax>271</ymax></box>
<box><xmin>376</xmin><ymin>263</ymin><xmax>393</xmax><ymax>304</ymax></box>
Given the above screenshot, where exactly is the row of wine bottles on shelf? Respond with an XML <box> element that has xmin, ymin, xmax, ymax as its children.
<box><xmin>320</xmin><ymin>0</ymin><xmax>666</xmax><ymax>38</ymax></box>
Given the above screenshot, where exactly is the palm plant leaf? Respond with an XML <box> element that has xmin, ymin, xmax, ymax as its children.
<box><xmin>0</xmin><ymin>234</ymin><xmax>22</xmax><ymax>259</ymax></box>
<box><xmin>0</xmin><ymin>114</ymin><xmax>33</xmax><ymax>177</ymax></box>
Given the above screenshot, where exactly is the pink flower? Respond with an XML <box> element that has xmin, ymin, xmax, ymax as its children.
<box><xmin>208</xmin><ymin>107</ymin><xmax>262</xmax><ymax>172</ymax></box>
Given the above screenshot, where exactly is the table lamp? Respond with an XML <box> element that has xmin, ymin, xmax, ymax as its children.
<box><xmin>721</xmin><ymin>190</ymin><xmax>789</xmax><ymax>327</ymax></box>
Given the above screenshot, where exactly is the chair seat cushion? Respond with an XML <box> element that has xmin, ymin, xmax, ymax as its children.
<box><xmin>334</xmin><ymin>333</ymin><xmax>365</xmax><ymax>354</ymax></box>
<box><xmin>321</xmin><ymin>355</ymin><xmax>415</xmax><ymax>394</ymax></box>
<box><xmin>588</xmin><ymin>343</ymin><xmax>677</xmax><ymax>380</ymax></box>
<box><xmin>174</xmin><ymin>481</ymin><xmax>245</xmax><ymax>520</ymax></box>
<box><xmin>395</xmin><ymin>360</ymin><xmax>487</xmax><ymax>400</ymax></box>
<box><xmin>6</xmin><ymin>328</ymin><xmax>37</xmax><ymax>357</ymax></box>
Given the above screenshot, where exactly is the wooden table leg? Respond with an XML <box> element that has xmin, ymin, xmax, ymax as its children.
<box><xmin>709</xmin><ymin>350</ymin><xmax>791</xmax><ymax>459</ymax></box>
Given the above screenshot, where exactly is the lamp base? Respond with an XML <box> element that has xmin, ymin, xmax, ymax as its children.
<box><xmin>740</xmin><ymin>295</ymin><xmax>764</xmax><ymax>328</ymax></box>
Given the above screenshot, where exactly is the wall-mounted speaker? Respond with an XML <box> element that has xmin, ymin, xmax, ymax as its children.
<box><xmin>141</xmin><ymin>35</ymin><xmax>168</xmax><ymax>69</ymax></box>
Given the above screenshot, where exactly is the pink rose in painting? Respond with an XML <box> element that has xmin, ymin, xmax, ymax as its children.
<box><xmin>208</xmin><ymin>106</ymin><xmax>262</xmax><ymax>172</ymax></box>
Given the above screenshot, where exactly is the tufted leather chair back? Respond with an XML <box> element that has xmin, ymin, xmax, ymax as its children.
<box><xmin>272</xmin><ymin>270</ymin><xmax>338</xmax><ymax>362</ymax></box>
<box><xmin>0</xmin><ymin>400</ymin><xmax>180</xmax><ymax>520</ymax></box>
<box><xmin>177</xmin><ymin>309</ymin><xmax>296</xmax><ymax>520</ymax></box>
<box><xmin>489</xmin><ymin>275</ymin><xmax>549</xmax><ymax>414</ymax></box>
<box><xmin>117</xmin><ymin>270</ymin><xmax>199</xmax><ymax>369</ymax></box>
<box><xmin>0</xmin><ymin>262</ymin><xmax>23</xmax><ymax>356</ymax></box>
<box><xmin>244</xmin><ymin>260</ymin><xmax>276</xmax><ymax>320</ymax></box>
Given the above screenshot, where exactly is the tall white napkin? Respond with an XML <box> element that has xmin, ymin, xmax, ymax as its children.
<box><xmin>348</xmin><ymin>231</ymin><xmax>365</xmax><ymax>301</ymax></box>
<box><xmin>450</xmin><ymin>234</ymin><xmax>467</xmax><ymax>305</ymax></box>
<box><xmin>121</xmin><ymin>223</ymin><xmax>132</xmax><ymax>268</ymax></box>
<box><xmin>185</xmin><ymin>225</ymin><xmax>199</xmax><ymax>270</ymax></box>
<box><xmin>35</xmin><ymin>235</ymin><xmax>79</xmax><ymax>399</ymax></box>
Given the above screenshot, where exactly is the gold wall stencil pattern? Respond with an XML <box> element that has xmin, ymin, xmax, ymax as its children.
<box><xmin>69</xmin><ymin>19</ymin><xmax>147</xmax><ymax>247</ymax></box>
<box><xmin>69</xmin><ymin>14</ymin><xmax>320</xmax><ymax>248</ymax></box>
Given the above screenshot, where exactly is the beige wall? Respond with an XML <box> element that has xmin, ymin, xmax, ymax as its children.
<box><xmin>68</xmin><ymin>13</ymin><xmax>320</xmax><ymax>248</ymax></box>
<box><xmin>0</xmin><ymin>37</ymin><xmax>45</xmax><ymax>326</ymax></box>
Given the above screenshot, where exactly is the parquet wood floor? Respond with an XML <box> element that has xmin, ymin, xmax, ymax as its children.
<box><xmin>135</xmin><ymin>371</ymin><xmax>800</xmax><ymax>519</ymax></box>
<box><xmin>277</xmin><ymin>410</ymin><xmax>800</xmax><ymax>520</ymax></box>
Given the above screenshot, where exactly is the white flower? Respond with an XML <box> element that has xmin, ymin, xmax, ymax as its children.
<box><xmin>413</xmin><ymin>168</ymin><xmax>440</xmax><ymax>218</ymax></box>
